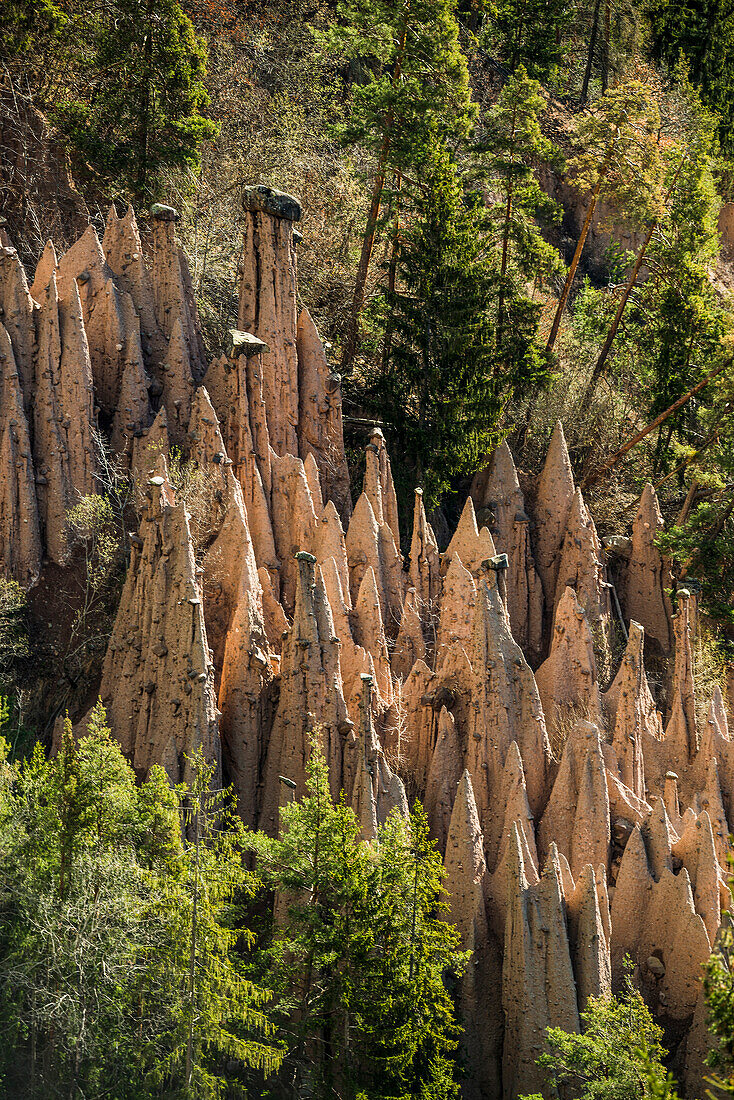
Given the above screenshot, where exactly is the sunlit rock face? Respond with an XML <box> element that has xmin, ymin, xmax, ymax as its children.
<box><xmin>3</xmin><ymin>197</ymin><xmax>731</xmax><ymax>1100</ymax></box>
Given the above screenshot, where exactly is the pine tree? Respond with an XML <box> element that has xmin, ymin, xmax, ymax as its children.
<box><xmin>0</xmin><ymin>0</ymin><xmax>66</xmax><ymax>65</ymax></box>
<box><xmin>53</xmin><ymin>0</ymin><xmax>218</xmax><ymax>198</ymax></box>
<box><xmin>0</xmin><ymin>705</ymin><xmax>280</xmax><ymax>1098</ymax></box>
<box><xmin>248</xmin><ymin>739</ymin><xmax>466</xmax><ymax>1100</ymax></box>
<box><xmin>365</xmin><ymin>134</ymin><xmax>549</xmax><ymax>512</ymax></box>
<box><xmin>650</xmin><ymin>0</ymin><xmax>734</xmax><ymax>166</ymax></box>
<box><xmin>546</xmin><ymin>79</ymin><xmax>666</xmax><ymax>352</ymax></box>
<box><xmin>326</xmin><ymin>0</ymin><xmax>477</xmax><ymax>374</ymax></box>
<box><xmin>521</xmin><ymin>966</ymin><xmax>670</xmax><ymax>1100</ymax></box>
<box><xmin>479</xmin><ymin>66</ymin><xmax>564</xmax><ymax>342</ymax></box>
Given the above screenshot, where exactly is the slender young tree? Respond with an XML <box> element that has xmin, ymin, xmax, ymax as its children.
<box><xmin>479</xmin><ymin>65</ymin><xmax>564</xmax><ymax>344</ymax></box>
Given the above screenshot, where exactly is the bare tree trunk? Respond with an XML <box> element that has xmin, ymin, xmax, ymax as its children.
<box><xmin>581</xmin><ymin>221</ymin><xmax>656</xmax><ymax>401</ymax></box>
<box><xmin>581</xmin><ymin>357</ymin><xmax>732</xmax><ymax>489</ymax></box>
<box><xmin>497</xmin><ymin>102</ymin><xmax>518</xmax><ymax>346</ymax></box>
<box><xmin>677</xmin><ymin>478</ymin><xmax>700</xmax><ymax>525</ymax></box>
<box><xmin>582</xmin><ymin>156</ymin><xmax>686</xmax><ymax>404</ymax></box>
<box><xmin>136</xmin><ymin>0</ymin><xmax>154</xmax><ymax>199</ymax></box>
<box><xmin>546</xmin><ymin>171</ymin><xmax>606</xmax><ymax>352</ymax></box>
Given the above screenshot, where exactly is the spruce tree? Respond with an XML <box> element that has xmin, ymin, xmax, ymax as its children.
<box><xmin>490</xmin><ymin>0</ymin><xmax>572</xmax><ymax>81</ymax></box>
<box><xmin>54</xmin><ymin>0</ymin><xmax>218</xmax><ymax>198</ymax></box>
<box><xmin>650</xmin><ymin>0</ymin><xmax>734</xmax><ymax>166</ymax></box>
<box><xmin>364</xmin><ymin>134</ymin><xmax>549</xmax><ymax>511</ymax></box>
<box><xmin>248</xmin><ymin>740</ymin><xmax>466</xmax><ymax>1100</ymax></box>
<box><xmin>0</xmin><ymin>706</ymin><xmax>280</xmax><ymax>1098</ymax></box>
<box><xmin>326</xmin><ymin>0</ymin><xmax>476</xmax><ymax>374</ymax></box>
<box><xmin>479</xmin><ymin>65</ymin><xmax>564</xmax><ymax>343</ymax></box>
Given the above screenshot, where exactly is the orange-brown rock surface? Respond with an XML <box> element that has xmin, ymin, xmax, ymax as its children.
<box><xmin>0</xmin><ymin>323</ymin><xmax>42</xmax><ymax>585</ymax></box>
<box><xmin>625</xmin><ymin>484</ymin><xmax>674</xmax><ymax>653</ymax></box>
<box><xmin>98</xmin><ymin>473</ymin><xmax>221</xmax><ymax>785</ymax></box>
<box><xmin>6</xmin><ymin>201</ymin><xmax>733</xmax><ymax>1100</ymax></box>
<box><xmin>472</xmin><ymin>442</ymin><xmax>544</xmax><ymax>662</ymax></box>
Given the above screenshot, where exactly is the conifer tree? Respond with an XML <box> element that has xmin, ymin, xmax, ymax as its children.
<box><xmin>365</xmin><ymin>134</ymin><xmax>550</xmax><ymax>511</ymax></box>
<box><xmin>650</xmin><ymin>0</ymin><xmax>734</xmax><ymax>165</ymax></box>
<box><xmin>490</xmin><ymin>0</ymin><xmax>572</xmax><ymax>81</ymax></box>
<box><xmin>545</xmin><ymin>79</ymin><xmax>666</xmax><ymax>352</ymax></box>
<box><xmin>0</xmin><ymin>705</ymin><xmax>280</xmax><ymax>1098</ymax></box>
<box><xmin>54</xmin><ymin>0</ymin><xmax>218</xmax><ymax>198</ymax></box>
<box><xmin>520</xmin><ymin>966</ymin><xmax>669</xmax><ymax>1100</ymax></box>
<box><xmin>327</xmin><ymin>0</ymin><xmax>476</xmax><ymax>375</ymax></box>
<box><xmin>248</xmin><ymin>740</ymin><xmax>466</xmax><ymax>1100</ymax></box>
<box><xmin>479</xmin><ymin>65</ymin><xmax>564</xmax><ymax>343</ymax></box>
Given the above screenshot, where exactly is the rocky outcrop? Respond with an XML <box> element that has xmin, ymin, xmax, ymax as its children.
<box><xmin>0</xmin><ymin>324</ymin><xmax>41</xmax><ymax>585</ymax></box>
<box><xmin>425</xmin><ymin>708</ymin><xmax>463</xmax><ymax>851</ymax></box>
<box><xmin>533</xmin><ymin>421</ymin><xmax>575</xmax><ymax>606</ymax></box>
<box><xmin>259</xmin><ymin>551</ymin><xmax>352</xmax><ymax>834</ymax></box>
<box><xmin>102</xmin><ymin>204</ymin><xmax>167</xmax><ymax>372</ymax></box>
<box><xmin>33</xmin><ymin>272</ymin><xmax>99</xmax><ymax>563</ymax></box>
<box><xmin>538</xmin><ymin>720</ymin><xmax>611</xmax><ymax>880</ymax></box>
<box><xmin>625</xmin><ymin>484</ymin><xmax>674</xmax><ymax>654</ymax></box>
<box><xmin>445</xmin><ymin>496</ymin><xmax>496</xmax><ymax>576</ymax></box>
<box><xmin>296</xmin><ymin>307</ymin><xmax>351</xmax><ymax>524</ymax></box>
<box><xmin>502</xmin><ymin>827</ymin><xmax>579</xmax><ymax>1099</ymax></box>
<box><xmin>346</xmin><ymin>469</ymin><xmax>405</xmax><ymax>636</ymax></box>
<box><xmin>554</xmin><ymin>488</ymin><xmax>613</xmax><ymax>677</ymax></box>
<box><xmin>0</xmin><ymin>246</ymin><xmax>36</xmax><ymax>408</ymax></box>
<box><xmin>536</xmin><ymin>587</ymin><xmax>604</xmax><ymax>745</ymax></box>
<box><xmin>149</xmin><ymin>204</ymin><xmax>206</xmax><ymax>380</ymax></box>
<box><xmin>238</xmin><ymin>186</ymin><xmax>301</xmax><ymax>456</ymax></box>
<box><xmin>7</xmin><ymin>202</ymin><xmax>733</xmax><ymax>1100</ymax></box>
<box><xmin>466</xmin><ymin>574</ymin><xmax>551</xmax><ymax>829</ymax></box>
<box><xmin>445</xmin><ymin>770</ymin><xmax>504</xmax><ymax>1100</ymax></box>
<box><xmin>472</xmin><ymin>442</ymin><xmax>544</xmax><ymax>663</ymax></box>
<box><xmin>202</xmin><ymin>470</ymin><xmax>272</xmax><ymax>826</ymax></box>
<box><xmin>98</xmin><ymin>473</ymin><xmax>220</xmax><ymax>784</ymax></box>
<box><xmin>409</xmin><ymin>488</ymin><xmax>441</xmax><ymax>612</ymax></box>
<box><xmin>606</xmin><ymin>622</ymin><xmax>659</xmax><ymax>800</ymax></box>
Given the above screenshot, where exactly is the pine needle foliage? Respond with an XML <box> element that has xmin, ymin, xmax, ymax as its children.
<box><xmin>0</xmin><ymin>705</ymin><xmax>281</xmax><ymax>1099</ymax></box>
<box><xmin>247</xmin><ymin>739</ymin><xmax>468</xmax><ymax>1100</ymax></box>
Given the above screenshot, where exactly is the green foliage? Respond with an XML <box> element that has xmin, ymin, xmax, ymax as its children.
<box><xmin>363</xmin><ymin>133</ymin><xmax>550</xmax><ymax>511</ymax></box>
<box><xmin>0</xmin><ymin>580</ymin><xmax>29</xmax><ymax>697</ymax></box>
<box><xmin>4</xmin><ymin>0</ymin><xmax>218</xmax><ymax>198</ymax></box>
<box><xmin>526</xmin><ymin>967</ymin><xmax>669</xmax><ymax>1100</ymax></box>
<box><xmin>328</xmin><ymin>0</ymin><xmax>476</xmax><ymax>166</ymax></box>
<box><xmin>478</xmin><ymin>66</ymin><xmax>564</xmax><ymax>318</ymax></box>
<box><xmin>650</xmin><ymin>0</ymin><xmax>734</xmax><ymax>166</ymax></box>
<box><xmin>0</xmin><ymin>705</ymin><xmax>281</xmax><ymax>1098</ymax></box>
<box><xmin>247</xmin><ymin>738</ymin><xmax>467</xmax><ymax>1100</ymax></box>
<box><xmin>568</xmin><ymin>80</ymin><xmax>666</xmax><ymax>228</ymax></box>
<box><xmin>704</xmin><ymin>917</ymin><xmax>734</xmax><ymax>1094</ymax></box>
<box><xmin>0</xmin><ymin>0</ymin><xmax>66</xmax><ymax>61</ymax></box>
<box><xmin>487</xmin><ymin>0</ymin><xmax>572</xmax><ymax>81</ymax></box>
<box><xmin>64</xmin><ymin>492</ymin><xmax>128</xmax><ymax>688</ymax></box>
<box><xmin>54</xmin><ymin>0</ymin><xmax>217</xmax><ymax>197</ymax></box>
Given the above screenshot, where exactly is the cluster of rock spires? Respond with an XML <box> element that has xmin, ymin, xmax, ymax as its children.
<box><xmin>2</xmin><ymin>185</ymin><xmax>733</xmax><ymax>1099</ymax></box>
